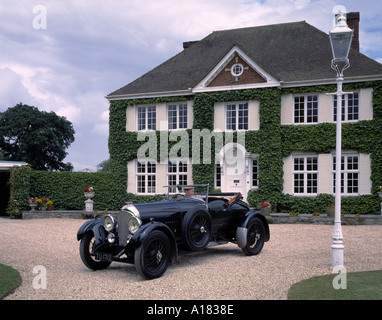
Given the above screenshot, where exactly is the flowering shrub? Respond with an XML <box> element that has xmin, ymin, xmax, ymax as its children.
<box><xmin>312</xmin><ymin>212</ymin><xmax>320</xmax><ymax>216</ymax></box>
<box><xmin>31</xmin><ymin>197</ymin><xmax>54</xmax><ymax>210</ymax></box>
<box><xmin>260</xmin><ymin>201</ymin><xmax>271</xmax><ymax>208</ymax></box>
<box><xmin>289</xmin><ymin>210</ymin><xmax>299</xmax><ymax>216</ymax></box>
<box><xmin>83</xmin><ymin>186</ymin><xmax>94</xmax><ymax>193</ymax></box>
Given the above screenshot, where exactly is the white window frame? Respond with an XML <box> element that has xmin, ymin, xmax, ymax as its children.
<box><xmin>333</xmin><ymin>92</ymin><xmax>360</xmax><ymax>122</ymax></box>
<box><xmin>136</xmin><ymin>160</ymin><xmax>156</xmax><ymax>194</ymax></box>
<box><xmin>167</xmin><ymin>103</ymin><xmax>188</xmax><ymax>130</ymax></box>
<box><xmin>231</xmin><ymin>63</ymin><xmax>244</xmax><ymax>77</ymax></box>
<box><xmin>332</xmin><ymin>154</ymin><xmax>360</xmax><ymax>195</ymax></box>
<box><xmin>225</xmin><ymin>102</ymin><xmax>248</xmax><ymax>130</ymax></box>
<box><xmin>292</xmin><ymin>155</ymin><xmax>318</xmax><ymax>195</ymax></box>
<box><xmin>167</xmin><ymin>160</ymin><xmax>188</xmax><ymax>193</ymax></box>
<box><xmin>137</xmin><ymin>106</ymin><xmax>156</xmax><ymax>131</ymax></box>
<box><xmin>293</xmin><ymin>94</ymin><xmax>319</xmax><ymax>124</ymax></box>
<box><xmin>251</xmin><ymin>157</ymin><xmax>259</xmax><ymax>189</ymax></box>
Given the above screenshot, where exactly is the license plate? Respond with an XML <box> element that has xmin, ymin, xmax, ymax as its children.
<box><xmin>95</xmin><ymin>252</ymin><xmax>113</xmax><ymax>262</ymax></box>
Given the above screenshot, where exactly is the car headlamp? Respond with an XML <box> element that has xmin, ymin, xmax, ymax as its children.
<box><xmin>107</xmin><ymin>232</ymin><xmax>115</xmax><ymax>243</ymax></box>
<box><xmin>104</xmin><ymin>215</ymin><xmax>116</xmax><ymax>232</ymax></box>
<box><xmin>128</xmin><ymin>216</ymin><xmax>142</xmax><ymax>234</ymax></box>
<box><xmin>121</xmin><ymin>202</ymin><xmax>140</xmax><ymax>218</ymax></box>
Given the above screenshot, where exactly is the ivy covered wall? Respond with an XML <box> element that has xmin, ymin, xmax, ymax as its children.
<box><xmin>6</xmin><ymin>81</ymin><xmax>380</xmax><ymax>218</ymax></box>
<box><xmin>108</xmin><ymin>81</ymin><xmax>382</xmax><ymax>214</ymax></box>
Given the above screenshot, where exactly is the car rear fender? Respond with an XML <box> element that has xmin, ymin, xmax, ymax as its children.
<box><xmin>236</xmin><ymin>211</ymin><xmax>270</xmax><ymax>248</ymax></box>
<box><xmin>77</xmin><ymin>218</ymin><xmax>106</xmax><ymax>245</ymax></box>
<box><xmin>130</xmin><ymin>222</ymin><xmax>178</xmax><ymax>263</ymax></box>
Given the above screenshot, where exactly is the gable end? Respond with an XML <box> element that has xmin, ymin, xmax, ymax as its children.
<box><xmin>192</xmin><ymin>45</ymin><xmax>280</xmax><ymax>93</ymax></box>
<box><xmin>207</xmin><ymin>54</ymin><xmax>267</xmax><ymax>87</ymax></box>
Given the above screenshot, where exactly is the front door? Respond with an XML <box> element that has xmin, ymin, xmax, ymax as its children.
<box><xmin>220</xmin><ymin>144</ymin><xmax>248</xmax><ymax>197</ymax></box>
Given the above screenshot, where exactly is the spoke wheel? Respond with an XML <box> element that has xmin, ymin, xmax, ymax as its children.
<box><xmin>182</xmin><ymin>209</ymin><xmax>212</xmax><ymax>251</ymax></box>
<box><xmin>79</xmin><ymin>232</ymin><xmax>111</xmax><ymax>270</ymax></box>
<box><xmin>241</xmin><ymin>218</ymin><xmax>265</xmax><ymax>256</ymax></box>
<box><xmin>135</xmin><ymin>230</ymin><xmax>171</xmax><ymax>279</ymax></box>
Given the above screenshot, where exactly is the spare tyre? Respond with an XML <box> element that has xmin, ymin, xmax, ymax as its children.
<box><xmin>182</xmin><ymin>208</ymin><xmax>212</xmax><ymax>251</ymax></box>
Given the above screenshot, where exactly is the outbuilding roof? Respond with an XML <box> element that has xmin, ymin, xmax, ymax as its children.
<box><xmin>0</xmin><ymin>160</ymin><xmax>27</xmax><ymax>171</ymax></box>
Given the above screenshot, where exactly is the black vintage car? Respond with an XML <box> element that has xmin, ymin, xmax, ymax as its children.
<box><xmin>77</xmin><ymin>184</ymin><xmax>270</xmax><ymax>279</ymax></box>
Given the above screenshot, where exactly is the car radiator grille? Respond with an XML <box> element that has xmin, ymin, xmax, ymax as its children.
<box><xmin>118</xmin><ymin>210</ymin><xmax>133</xmax><ymax>246</ymax></box>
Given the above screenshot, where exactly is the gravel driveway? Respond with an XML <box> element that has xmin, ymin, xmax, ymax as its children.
<box><xmin>1</xmin><ymin>218</ymin><xmax>381</xmax><ymax>300</ymax></box>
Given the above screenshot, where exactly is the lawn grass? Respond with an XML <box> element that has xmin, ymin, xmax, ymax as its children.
<box><xmin>0</xmin><ymin>263</ymin><xmax>22</xmax><ymax>299</ymax></box>
<box><xmin>288</xmin><ymin>269</ymin><xmax>382</xmax><ymax>300</ymax></box>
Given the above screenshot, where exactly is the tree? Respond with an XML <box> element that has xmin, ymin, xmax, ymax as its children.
<box><xmin>0</xmin><ymin>103</ymin><xmax>75</xmax><ymax>171</ymax></box>
<box><xmin>96</xmin><ymin>159</ymin><xmax>110</xmax><ymax>172</ymax></box>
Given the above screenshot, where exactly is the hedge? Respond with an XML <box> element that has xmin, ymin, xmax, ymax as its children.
<box><xmin>6</xmin><ymin>165</ymin><xmax>166</xmax><ymax>218</ymax></box>
<box><xmin>247</xmin><ymin>191</ymin><xmax>378</xmax><ymax>215</ymax></box>
<box><xmin>6</xmin><ymin>164</ymin><xmax>31</xmax><ymax>218</ymax></box>
<box><xmin>29</xmin><ymin>170</ymin><xmax>115</xmax><ymax>211</ymax></box>
<box><xmin>6</xmin><ymin>165</ymin><xmax>115</xmax><ymax>217</ymax></box>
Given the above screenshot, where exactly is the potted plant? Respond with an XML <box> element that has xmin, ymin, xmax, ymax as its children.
<box><xmin>259</xmin><ymin>201</ymin><xmax>271</xmax><ymax>215</ymax></box>
<box><xmin>35</xmin><ymin>197</ymin><xmax>54</xmax><ymax>211</ymax></box>
<box><xmin>83</xmin><ymin>186</ymin><xmax>95</xmax><ymax>199</ymax></box>
<box><xmin>28</xmin><ymin>197</ymin><xmax>38</xmax><ymax>211</ymax></box>
<box><xmin>36</xmin><ymin>197</ymin><xmax>46</xmax><ymax>211</ymax></box>
<box><xmin>46</xmin><ymin>199</ymin><xmax>54</xmax><ymax>211</ymax></box>
<box><xmin>326</xmin><ymin>203</ymin><xmax>335</xmax><ymax>217</ymax></box>
<box><xmin>83</xmin><ymin>187</ymin><xmax>95</xmax><ymax>213</ymax></box>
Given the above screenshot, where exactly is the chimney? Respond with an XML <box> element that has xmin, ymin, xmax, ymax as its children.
<box><xmin>183</xmin><ymin>41</ymin><xmax>199</xmax><ymax>49</ymax></box>
<box><xmin>347</xmin><ymin>12</ymin><xmax>360</xmax><ymax>51</ymax></box>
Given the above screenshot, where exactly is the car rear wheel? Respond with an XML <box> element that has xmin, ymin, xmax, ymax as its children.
<box><xmin>79</xmin><ymin>232</ymin><xmax>112</xmax><ymax>270</ymax></box>
<box><xmin>182</xmin><ymin>209</ymin><xmax>212</xmax><ymax>251</ymax></box>
<box><xmin>134</xmin><ymin>230</ymin><xmax>171</xmax><ymax>280</ymax></box>
<box><xmin>241</xmin><ymin>218</ymin><xmax>265</xmax><ymax>256</ymax></box>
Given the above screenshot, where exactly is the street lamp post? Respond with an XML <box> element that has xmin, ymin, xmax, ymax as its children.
<box><xmin>328</xmin><ymin>10</ymin><xmax>354</xmax><ymax>267</ymax></box>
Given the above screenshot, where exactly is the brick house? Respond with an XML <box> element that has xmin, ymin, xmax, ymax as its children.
<box><xmin>106</xmin><ymin>13</ymin><xmax>382</xmax><ymax>213</ymax></box>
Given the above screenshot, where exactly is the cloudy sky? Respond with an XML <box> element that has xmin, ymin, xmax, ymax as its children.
<box><xmin>1</xmin><ymin>0</ymin><xmax>381</xmax><ymax>171</ymax></box>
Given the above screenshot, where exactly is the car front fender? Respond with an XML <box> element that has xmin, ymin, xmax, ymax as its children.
<box><xmin>77</xmin><ymin>218</ymin><xmax>106</xmax><ymax>245</ymax></box>
<box><xmin>130</xmin><ymin>222</ymin><xmax>178</xmax><ymax>263</ymax></box>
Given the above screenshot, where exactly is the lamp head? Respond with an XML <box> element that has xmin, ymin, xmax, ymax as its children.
<box><xmin>329</xmin><ymin>11</ymin><xmax>354</xmax><ymax>63</ymax></box>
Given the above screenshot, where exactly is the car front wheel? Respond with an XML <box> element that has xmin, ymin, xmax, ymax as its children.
<box><xmin>134</xmin><ymin>230</ymin><xmax>171</xmax><ymax>280</ymax></box>
<box><xmin>241</xmin><ymin>218</ymin><xmax>265</xmax><ymax>256</ymax></box>
<box><xmin>79</xmin><ymin>232</ymin><xmax>112</xmax><ymax>270</ymax></box>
